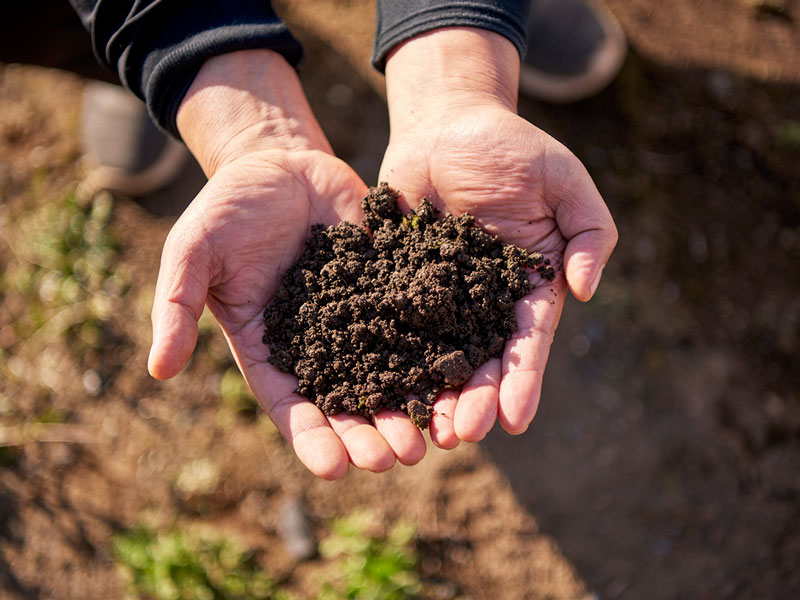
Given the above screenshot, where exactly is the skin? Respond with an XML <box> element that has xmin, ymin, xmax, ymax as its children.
<box><xmin>147</xmin><ymin>28</ymin><xmax>617</xmax><ymax>480</ymax></box>
<box><xmin>379</xmin><ymin>28</ymin><xmax>618</xmax><ymax>446</ymax></box>
<box><xmin>149</xmin><ymin>50</ymin><xmax>413</xmax><ymax>479</ymax></box>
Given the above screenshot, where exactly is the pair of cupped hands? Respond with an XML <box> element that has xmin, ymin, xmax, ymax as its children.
<box><xmin>147</xmin><ymin>29</ymin><xmax>617</xmax><ymax>479</ymax></box>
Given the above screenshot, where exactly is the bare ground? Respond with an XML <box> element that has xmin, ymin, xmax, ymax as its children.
<box><xmin>2</xmin><ymin>1</ymin><xmax>800</xmax><ymax>599</ymax></box>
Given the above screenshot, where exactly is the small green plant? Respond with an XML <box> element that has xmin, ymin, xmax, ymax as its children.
<box><xmin>401</xmin><ymin>214</ymin><xmax>420</xmax><ymax>230</ymax></box>
<box><xmin>318</xmin><ymin>509</ymin><xmax>420</xmax><ymax>600</ymax></box>
<box><xmin>113</xmin><ymin>525</ymin><xmax>279</xmax><ymax>600</ymax></box>
<box><xmin>219</xmin><ymin>368</ymin><xmax>258</xmax><ymax>416</ymax></box>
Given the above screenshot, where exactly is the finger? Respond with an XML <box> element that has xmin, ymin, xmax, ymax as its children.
<box><xmin>245</xmin><ymin>365</ymin><xmax>350</xmax><ymax>480</ymax></box>
<box><xmin>563</xmin><ymin>228</ymin><xmax>617</xmax><ymax>301</ymax></box>
<box><xmin>498</xmin><ymin>281</ymin><xmax>565</xmax><ymax>434</ymax></box>
<box><xmin>377</xmin><ymin>156</ymin><xmax>437</xmax><ymax>212</ymax></box>
<box><xmin>327</xmin><ymin>413</ymin><xmax>397</xmax><ymax>472</ymax></box>
<box><xmin>454</xmin><ymin>358</ymin><xmax>501</xmax><ymax>442</ymax></box>
<box><xmin>429</xmin><ymin>391</ymin><xmax>460</xmax><ymax>449</ymax></box>
<box><xmin>228</xmin><ymin>337</ymin><xmax>350</xmax><ymax>480</ymax></box>
<box><xmin>373</xmin><ymin>410</ymin><xmax>427</xmax><ymax>465</ymax></box>
<box><xmin>148</xmin><ymin>221</ymin><xmax>210</xmax><ymax>380</ymax></box>
<box><xmin>549</xmin><ymin>156</ymin><xmax>618</xmax><ymax>301</ymax></box>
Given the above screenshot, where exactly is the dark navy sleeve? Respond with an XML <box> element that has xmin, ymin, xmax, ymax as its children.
<box><xmin>68</xmin><ymin>0</ymin><xmax>303</xmax><ymax>138</ymax></box>
<box><xmin>372</xmin><ymin>0</ymin><xmax>530</xmax><ymax>71</ymax></box>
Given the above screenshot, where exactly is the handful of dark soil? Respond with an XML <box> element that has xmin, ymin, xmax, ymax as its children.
<box><xmin>263</xmin><ymin>183</ymin><xmax>554</xmax><ymax>428</ymax></box>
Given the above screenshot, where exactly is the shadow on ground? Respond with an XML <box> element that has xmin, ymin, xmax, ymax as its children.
<box><xmin>484</xmin><ymin>51</ymin><xmax>800</xmax><ymax>599</ymax></box>
<box><xmin>303</xmin><ymin>27</ymin><xmax>800</xmax><ymax>600</ymax></box>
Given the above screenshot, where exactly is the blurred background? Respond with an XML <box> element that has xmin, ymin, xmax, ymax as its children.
<box><xmin>1</xmin><ymin>0</ymin><xmax>798</xmax><ymax>598</ymax></box>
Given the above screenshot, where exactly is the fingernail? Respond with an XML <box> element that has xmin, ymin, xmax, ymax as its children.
<box><xmin>589</xmin><ymin>265</ymin><xmax>605</xmax><ymax>298</ymax></box>
<box><xmin>147</xmin><ymin>340</ymin><xmax>161</xmax><ymax>377</ymax></box>
<box><xmin>146</xmin><ymin>347</ymin><xmax>156</xmax><ymax>376</ymax></box>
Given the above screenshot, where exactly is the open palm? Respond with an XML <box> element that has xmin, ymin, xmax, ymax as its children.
<box><xmin>148</xmin><ymin>149</ymin><xmax>426</xmax><ymax>479</ymax></box>
<box><xmin>379</xmin><ymin>105</ymin><xmax>617</xmax><ymax>445</ymax></box>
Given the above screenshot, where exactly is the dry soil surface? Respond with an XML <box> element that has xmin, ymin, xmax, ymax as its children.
<box><xmin>1</xmin><ymin>1</ymin><xmax>800</xmax><ymax>599</ymax></box>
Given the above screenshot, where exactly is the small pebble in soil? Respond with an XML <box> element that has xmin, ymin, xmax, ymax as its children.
<box><xmin>263</xmin><ymin>183</ymin><xmax>555</xmax><ymax>428</ymax></box>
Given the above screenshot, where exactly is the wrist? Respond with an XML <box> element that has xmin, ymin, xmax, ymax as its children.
<box><xmin>176</xmin><ymin>49</ymin><xmax>330</xmax><ymax>177</ymax></box>
<box><xmin>384</xmin><ymin>27</ymin><xmax>520</xmax><ymax>131</ymax></box>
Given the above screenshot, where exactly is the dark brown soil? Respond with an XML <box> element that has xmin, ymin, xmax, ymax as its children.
<box><xmin>264</xmin><ymin>183</ymin><xmax>554</xmax><ymax>428</ymax></box>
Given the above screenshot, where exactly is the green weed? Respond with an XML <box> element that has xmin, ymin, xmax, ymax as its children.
<box><xmin>1</xmin><ymin>189</ymin><xmax>128</xmax><ymax>353</ymax></box>
<box><xmin>113</xmin><ymin>526</ymin><xmax>280</xmax><ymax>600</ymax></box>
<box><xmin>113</xmin><ymin>512</ymin><xmax>424</xmax><ymax>600</ymax></box>
<box><xmin>318</xmin><ymin>509</ymin><xmax>420</xmax><ymax>600</ymax></box>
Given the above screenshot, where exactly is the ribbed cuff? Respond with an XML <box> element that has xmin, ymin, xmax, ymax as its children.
<box><xmin>372</xmin><ymin>1</ymin><xmax>530</xmax><ymax>72</ymax></box>
<box><xmin>144</xmin><ymin>24</ymin><xmax>302</xmax><ymax>139</ymax></box>
<box><xmin>98</xmin><ymin>0</ymin><xmax>303</xmax><ymax>139</ymax></box>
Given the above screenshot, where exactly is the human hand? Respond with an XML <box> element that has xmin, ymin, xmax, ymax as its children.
<box><xmin>379</xmin><ymin>28</ymin><xmax>618</xmax><ymax>446</ymax></box>
<box><xmin>147</xmin><ymin>50</ymin><xmax>427</xmax><ymax>479</ymax></box>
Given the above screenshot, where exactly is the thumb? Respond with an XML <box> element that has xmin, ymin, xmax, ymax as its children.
<box><xmin>378</xmin><ymin>144</ymin><xmax>437</xmax><ymax>211</ymax></box>
<box><xmin>148</xmin><ymin>221</ymin><xmax>211</xmax><ymax>379</ymax></box>
<box><xmin>551</xmin><ymin>157</ymin><xmax>618</xmax><ymax>302</ymax></box>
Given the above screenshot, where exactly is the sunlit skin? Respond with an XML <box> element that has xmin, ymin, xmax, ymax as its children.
<box><xmin>147</xmin><ymin>29</ymin><xmax>617</xmax><ymax>480</ymax></box>
<box><xmin>149</xmin><ymin>50</ymin><xmax>420</xmax><ymax>479</ymax></box>
<box><xmin>379</xmin><ymin>28</ymin><xmax>617</xmax><ymax>446</ymax></box>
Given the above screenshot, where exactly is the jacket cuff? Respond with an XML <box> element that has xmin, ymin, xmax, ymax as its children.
<box><xmin>372</xmin><ymin>1</ymin><xmax>529</xmax><ymax>72</ymax></box>
<box><xmin>142</xmin><ymin>24</ymin><xmax>302</xmax><ymax>138</ymax></box>
<box><xmin>92</xmin><ymin>1</ymin><xmax>303</xmax><ymax>138</ymax></box>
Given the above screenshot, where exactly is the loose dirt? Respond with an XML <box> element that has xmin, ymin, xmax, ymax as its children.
<box><xmin>264</xmin><ymin>183</ymin><xmax>553</xmax><ymax>428</ymax></box>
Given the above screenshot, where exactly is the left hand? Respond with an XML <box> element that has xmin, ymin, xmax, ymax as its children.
<box><xmin>379</xmin><ymin>28</ymin><xmax>618</xmax><ymax>447</ymax></box>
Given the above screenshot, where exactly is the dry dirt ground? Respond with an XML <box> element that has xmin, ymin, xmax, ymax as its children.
<box><xmin>2</xmin><ymin>1</ymin><xmax>800</xmax><ymax>599</ymax></box>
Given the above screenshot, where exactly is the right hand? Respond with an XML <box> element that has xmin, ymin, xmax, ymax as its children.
<box><xmin>148</xmin><ymin>50</ymin><xmax>428</xmax><ymax>480</ymax></box>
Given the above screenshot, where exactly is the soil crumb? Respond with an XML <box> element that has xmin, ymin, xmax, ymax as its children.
<box><xmin>263</xmin><ymin>183</ymin><xmax>554</xmax><ymax>428</ymax></box>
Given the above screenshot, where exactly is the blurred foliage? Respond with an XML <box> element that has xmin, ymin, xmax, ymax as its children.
<box><xmin>778</xmin><ymin>120</ymin><xmax>800</xmax><ymax>151</ymax></box>
<box><xmin>0</xmin><ymin>189</ymin><xmax>128</xmax><ymax>357</ymax></box>
<box><xmin>318</xmin><ymin>509</ymin><xmax>420</xmax><ymax>600</ymax></box>
<box><xmin>219</xmin><ymin>368</ymin><xmax>259</xmax><ymax>417</ymax></box>
<box><xmin>113</xmin><ymin>511</ymin><xmax>424</xmax><ymax>600</ymax></box>
<box><xmin>113</xmin><ymin>526</ymin><xmax>282</xmax><ymax>600</ymax></box>
<box><xmin>32</xmin><ymin>405</ymin><xmax>66</xmax><ymax>424</ymax></box>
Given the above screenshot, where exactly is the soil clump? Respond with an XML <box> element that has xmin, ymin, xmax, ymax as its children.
<box><xmin>263</xmin><ymin>183</ymin><xmax>554</xmax><ymax>428</ymax></box>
